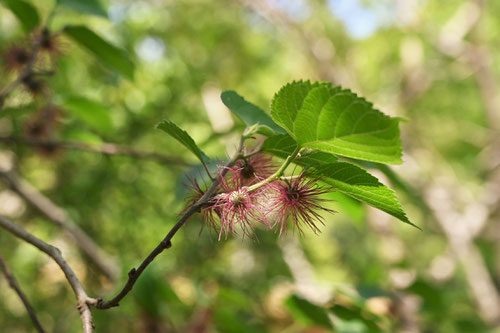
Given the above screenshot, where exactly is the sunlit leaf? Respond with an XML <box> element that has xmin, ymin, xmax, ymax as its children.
<box><xmin>262</xmin><ymin>133</ymin><xmax>338</xmax><ymax>166</ymax></box>
<box><xmin>271</xmin><ymin>81</ymin><xmax>403</xmax><ymax>164</ymax></box>
<box><xmin>314</xmin><ymin>163</ymin><xmax>416</xmax><ymax>227</ymax></box>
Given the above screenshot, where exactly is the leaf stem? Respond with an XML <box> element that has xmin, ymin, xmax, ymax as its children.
<box><xmin>247</xmin><ymin>145</ymin><xmax>301</xmax><ymax>193</ymax></box>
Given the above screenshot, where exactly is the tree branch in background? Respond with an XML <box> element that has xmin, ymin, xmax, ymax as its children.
<box><xmin>0</xmin><ymin>169</ymin><xmax>120</xmax><ymax>281</ymax></box>
<box><xmin>0</xmin><ymin>216</ymin><xmax>97</xmax><ymax>333</ymax></box>
<box><xmin>239</xmin><ymin>0</ymin><xmax>344</xmax><ymax>85</ymax></box>
<box><xmin>0</xmin><ymin>136</ymin><xmax>192</xmax><ymax>166</ymax></box>
<box><xmin>0</xmin><ymin>250</ymin><xmax>46</xmax><ymax>333</ymax></box>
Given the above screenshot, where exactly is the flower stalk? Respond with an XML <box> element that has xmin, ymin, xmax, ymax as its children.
<box><xmin>246</xmin><ymin>145</ymin><xmax>301</xmax><ymax>193</ymax></box>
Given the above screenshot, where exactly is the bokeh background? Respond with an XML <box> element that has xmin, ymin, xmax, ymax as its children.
<box><xmin>1</xmin><ymin>0</ymin><xmax>500</xmax><ymax>332</ymax></box>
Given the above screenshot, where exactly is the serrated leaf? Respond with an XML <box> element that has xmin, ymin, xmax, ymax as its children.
<box><xmin>270</xmin><ymin>81</ymin><xmax>403</xmax><ymax>164</ymax></box>
<box><xmin>221</xmin><ymin>90</ymin><xmax>285</xmax><ymax>134</ymax></box>
<box><xmin>262</xmin><ymin>134</ymin><xmax>338</xmax><ymax>166</ymax></box>
<box><xmin>64</xmin><ymin>25</ymin><xmax>134</xmax><ymax>79</ymax></box>
<box><xmin>313</xmin><ymin>163</ymin><xmax>417</xmax><ymax>227</ymax></box>
<box><xmin>58</xmin><ymin>0</ymin><xmax>107</xmax><ymax>17</ymax></box>
<box><xmin>62</xmin><ymin>96</ymin><xmax>113</xmax><ymax>133</ymax></box>
<box><xmin>285</xmin><ymin>295</ymin><xmax>333</xmax><ymax>329</ymax></box>
<box><xmin>157</xmin><ymin>120</ymin><xmax>210</xmax><ymax>166</ymax></box>
<box><xmin>2</xmin><ymin>0</ymin><xmax>40</xmax><ymax>32</ymax></box>
<box><xmin>271</xmin><ymin>80</ymin><xmax>325</xmax><ymax>131</ymax></box>
<box><xmin>262</xmin><ymin>134</ymin><xmax>413</xmax><ymax>226</ymax></box>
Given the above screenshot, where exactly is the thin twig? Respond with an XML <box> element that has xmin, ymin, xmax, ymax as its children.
<box><xmin>0</xmin><ymin>250</ymin><xmax>46</xmax><ymax>333</ymax></box>
<box><xmin>0</xmin><ymin>136</ymin><xmax>192</xmax><ymax>166</ymax></box>
<box><xmin>0</xmin><ymin>215</ymin><xmax>97</xmax><ymax>333</ymax></box>
<box><xmin>95</xmin><ymin>139</ymin><xmax>245</xmax><ymax>309</ymax></box>
<box><xmin>0</xmin><ymin>169</ymin><xmax>120</xmax><ymax>280</ymax></box>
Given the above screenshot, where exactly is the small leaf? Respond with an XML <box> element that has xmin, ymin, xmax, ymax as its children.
<box><xmin>157</xmin><ymin>120</ymin><xmax>211</xmax><ymax>166</ymax></box>
<box><xmin>262</xmin><ymin>134</ymin><xmax>338</xmax><ymax>166</ymax></box>
<box><xmin>64</xmin><ymin>25</ymin><xmax>134</xmax><ymax>79</ymax></box>
<box><xmin>221</xmin><ymin>90</ymin><xmax>285</xmax><ymax>135</ymax></box>
<box><xmin>62</xmin><ymin>96</ymin><xmax>113</xmax><ymax>133</ymax></box>
<box><xmin>313</xmin><ymin>163</ymin><xmax>417</xmax><ymax>227</ymax></box>
<box><xmin>58</xmin><ymin>0</ymin><xmax>107</xmax><ymax>17</ymax></box>
<box><xmin>285</xmin><ymin>295</ymin><xmax>333</xmax><ymax>329</ymax></box>
<box><xmin>270</xmin><ymin>81</ymin><xmax>403</xmax><ymax>164</ymax></box>
<box><xmin>2</xmin><ymin>0</ymin><xmax>40</xmax><ymax>32</ymax></box>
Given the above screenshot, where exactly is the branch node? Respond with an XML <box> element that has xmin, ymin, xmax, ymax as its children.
<box><xmin>162</xmin><ymin>239</ymin><xmax>172</xmax><ymax>249</ymax></box>
<box><xmin>128</xmin><ymin>268</ymin><xmax>136</xmax><ymax>278</ymax></box>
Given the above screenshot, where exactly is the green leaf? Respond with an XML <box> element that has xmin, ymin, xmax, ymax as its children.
<box><xmin>62</xmin><ymin>96</ymin><xmax>113</xmax><ymax>133</ymax></box>
<box><xmin>221</xmin><ymin>90</ymin><xmax>285</xmax><ymax>134</ymax></box>
<box><xmin>271</xmin><ymin>80</ymin><xmax>325</xmax><ymax>131</ymax></box>
<box><xmin>262</xmin><ymin>134</ymin><xmax>338</xmax><ymax>166</ymax></box>
<box><xmin>2</xmin><ymin>0</ymin><xmax>40</xmax><ymax>32</ymax></box>
<box><xmin>285</xmin><ymin>295</ymin><xmax>333</xmax><ymax>329</ymax></box>
<box><xmin>313</xmin><ymin>163</ymin><xmax>417</xmax><ymax>227</ymax></box>
<box><xmin>58</xmin><ymin>0</ymin><xmax>107</xmax><ymax>17</ymax></box>
<box><xmin>157</xmin><ymin>120</ymin><xmax>211</xmax><ymax>165</ymax></box>
<box><xmin>262</xmin><ymin>134</ymin><xmax>413</xmax><ymax>226</ymax></box>
<box><xmin>270</xmin><ymin>81</ymin><xmax>403</xmax><ymax>164</ymax></box>
<box><xmin>64</xmin><ymin>25</ymin><xmax>134</xmax><ymax>79</ymax></box>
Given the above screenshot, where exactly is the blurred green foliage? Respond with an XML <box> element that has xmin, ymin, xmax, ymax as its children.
<box><xmin>0</xmin><ymin>0</ymin><xmax>499</xmax><ymax>332</ymax></box>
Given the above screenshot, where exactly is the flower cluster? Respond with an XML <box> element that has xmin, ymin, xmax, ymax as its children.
<box><xmin>185</xmin><ymin>153</ymin><xmax>335</xmax><ymax>239</ymax></box>
<box><xmin>2</xmin><ymin>28</ymin><xmax>63</xmax><ymax>97</ymax></box>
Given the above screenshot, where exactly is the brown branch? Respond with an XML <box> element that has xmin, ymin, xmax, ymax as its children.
<box><xmin>0</xmin><ymin>136</ymin><xmax>192</xmax><ymax>166</ymax></box>
<box><xmin>0</xmin><ymin>215</ymin><xmax>97</xmax><ymax>333</ymax></box>
<box><xmin>96</xmin><ymin>140</ymin><xmax>245</xmax><ymax>309</ymax></box>
<box><xmin>0</xmin><ymin>250</ymin><xmax>46</xmax><ymax>333</ymax></box>
<box><xmin>0</xmin><ymin>169</ymin><xmax>120</xmax><ymax>281</ymax></box>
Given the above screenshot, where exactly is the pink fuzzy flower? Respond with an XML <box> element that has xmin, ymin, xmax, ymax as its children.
<box><xmin>182</xmin><ymin>178</ymin><xmax>219</xmax><ymax>232</ymax></box>
<box><xmin>268</xmin><ymin>175</ymin><xmax>335</xmax><ymax>235</ymax></box>
<box><xmin>209</xmin><ymin>169</ymin><xmax>271</xmax><ymax>240</ymax></box>
<box><xmin>228</xmin><ymin>153</ymin><xmax>276</xmax><ymax>186</ymax></box>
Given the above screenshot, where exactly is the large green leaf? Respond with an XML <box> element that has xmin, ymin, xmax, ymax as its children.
<box><xmin>262</xmin><ymin>134</ymin><xmax>412</xmax><ymax>226</ymax></box>
<box><xmin>271</xmin><ymin>80</ymin><xmax>325</xmax><ymax>131</ymax></box>
<box><xmin>270</xmin><ymin>81</ymin><xmax>403</xmax><ymax>164</ymax></box>
<box><xmin>64</xmin><ymin>25</ymin><xmax>134</xmax><ymax>79</ymax></box>
<box><xmin>313</xmin><ymin>163</ymin><xmax>416</xmax><ymax>227</ymax></box>
<box><xmin>157</xmin><ymin>120</ymin><xmax>210</xmax><ymax>165</ymax></box>
<box><xmin>62</xmin><ymin>96</ymin><xmax>113</xmax><ymax>133</ymax></box>
<box><xmin>2</xmin><ymin>0</ymin><xmax>40</xmax><ymax>32</ymax></box>
<box><xmin>221</xmin><ymin>90</ymin><xmax>285</xmax><ymax>134</ymax></box>
<box><xmin>58</xmin><ymin>0</ymin><xmax>107</xmax><ymax>17</ymax></box>
<box><xmin>262</xmin><ymin>134</ymin><xmax>337</xmax><ymax>166</ymax></box>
